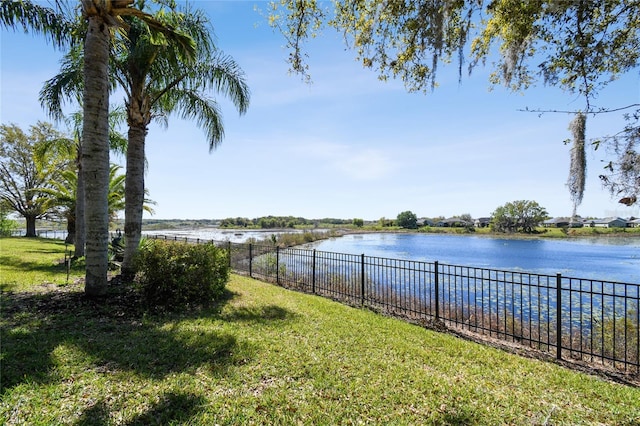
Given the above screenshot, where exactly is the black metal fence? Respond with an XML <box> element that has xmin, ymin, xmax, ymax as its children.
<box><xmin>147</xmin><ymin>234</ymin><xmax>639</xmax><ymax>376</ymax></box>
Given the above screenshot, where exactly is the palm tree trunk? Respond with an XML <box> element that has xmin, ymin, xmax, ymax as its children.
<box><xmin>75</xmin><ymin>161</ymin><xmax>86</xmax><ymax>257</ymax></box>
<box><xmin>121</xmin><ymin>125</ymin><xmax>146</xmax><ymax>280</ymax></box>
<box><xmin>82</xmin><ymin>14</ymin><xmax>111</xmax><ymax>297</ymax></box>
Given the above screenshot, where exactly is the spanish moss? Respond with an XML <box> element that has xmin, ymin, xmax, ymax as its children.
<box><xmin>567</xmin><ymin>112</ymin><xmax>587</xmax><ymax>217</ymax></box>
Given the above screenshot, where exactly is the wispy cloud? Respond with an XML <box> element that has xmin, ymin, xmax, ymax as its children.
<box><xmin>293</xmin><ymin>141</ymin><xmax>397</xmax><ymax>181</ymax></box>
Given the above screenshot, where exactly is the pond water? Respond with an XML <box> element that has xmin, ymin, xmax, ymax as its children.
<box><xmin>302</xmin><ymin>233</ymin><xmax>640</xmax><ymax>284</ymax></box>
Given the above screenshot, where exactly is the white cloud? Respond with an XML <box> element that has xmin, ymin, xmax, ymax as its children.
<box><xmin>293</xmin><ymin>141</ymin><xmax>397</xmax><ymax>181</ymax></box>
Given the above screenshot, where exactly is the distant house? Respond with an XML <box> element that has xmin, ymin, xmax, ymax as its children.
<box><xmin>417</xmin><ymin>218</ymin><xmax>435</xmax><ymax>227</ymax></box>
<box><xmin>543</xmin><ymin>217</ymin><xmax>569</xmax><ymax>228</ymax></box>
<box><xmin>588</xmin><ymin>217</ymin><xmax>628</xmax><ymax>228</ymax></box>
<box><xmin>542</xmin><ymin>217</ymin><xmax>583</xmax><ymax>228</ymax></box>
<box><xmin>627</xmin><ymin>218</ymin><xmax>640</xmax><ymax>228</ymax></box>
<box><xmin>436</xmin><ymin>218</ymin><xmax>473</xmax><ymax>227</ymax></box>
<box><xmin>474</xmin><ymin>217</ymin><xmax>491</xmax><ymax>228</ymax></box>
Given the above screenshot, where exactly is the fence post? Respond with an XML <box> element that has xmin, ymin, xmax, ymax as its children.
<box><xmin>361</xmin><ymin>253</ymin><xmax>365</xmax><ymax>306</ymax></box>
<box><xmin>312</xmin><ymin>249</ymin><xmax>316</xmax><ymax>294</ymax></box>
<box><xmin>276</xmin><ymin>246</ymin><xmax>280</xmax><ymax>285</ymax></box>
<box><xmin>249</xmin><ymin>244</ymin><xmax>253</xmax><ymax>278</ymax></box>
<box><xmin>556</xmin><ymin>273</ymin><xmax>562</xmax><ymax>360</ymax></box>
<box><xmin>227</xmin><ymin>241</ymin><xmax>231</xmax><ymax>269</ymax></box>
<box><xmin>434</xmin><ymin>261</ymin><xmax>440</xmax><ymax>321</ymax></box>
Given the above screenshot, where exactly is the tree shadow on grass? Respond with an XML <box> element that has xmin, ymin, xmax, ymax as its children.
<box><xmin>0</xmin><ymin>254</ymin><xmax>71</xmax><ymax>275</ymax></box>
<box><xmin>1</xmin><ymin>286</ymin><xmax>261</xmax><ymax>393</ymax></box>
<box><xmin>1</xmin><ymin>282</ymin><xmax>298</xmax><ymax>425</ymax></box>
<box><xmin>221</xmin><ymin>304</ymin><xmax>294</xmax><ymax>323</ymax></box>
<box><xmin>74</xmin><ymin>392</ymin><xmax>206</xmax><ymax>426</ymax></box>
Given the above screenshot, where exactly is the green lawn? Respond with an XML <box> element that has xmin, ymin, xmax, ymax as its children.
<box><xmin>1</xmin><ymin>237</ymin><xmax>639</xmax><ymax>425</ymax></box>
<box><xmin>0</xmin><ymin>237</ymin><xmax>84</xmax><ymax>291</ymax></box>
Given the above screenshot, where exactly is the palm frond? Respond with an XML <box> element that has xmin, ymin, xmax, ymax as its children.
<box><xmin>0</xmin><ymin>0</ymin><xmax>77</xmax><ymax>48</ymax></box>
<box><xmin>172</xmin><ymin>89</ymin><xmax>224</xmax><ymax>151</ymax></box>
<box><xmin>39</xmin><ymin>44</ymin><xmax>85</xmax><ymax>121</ymax></box>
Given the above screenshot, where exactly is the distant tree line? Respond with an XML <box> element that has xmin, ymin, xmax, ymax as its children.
<box><xmin>219</xmin><ymin>216</ymin><xmax>355</xmax><ymax>229</ymax></box>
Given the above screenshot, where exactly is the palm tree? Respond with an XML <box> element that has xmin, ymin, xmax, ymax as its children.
<box><xmin>38</xmin><ymin>163</ymin><xmax>154</xmax><ymax>240</ymax></box>
<box><xmin>38</xmin><ymin>39</ymin><xmax>129</xmax><ymax>259</ymax></box>
<box><xmin>2</xmin><ymin>0</ymin><xmax>193</xmax><ymax>296</ymax></box>
<box><xmin>33</xmin><ymin>108</ymin><xmax>128</xmax><ymax>255</ymax></box>
<box><xmin>106</xmin><ymin>164</ymin><xmax>155</xmax><ymax>220</ymax></box>
<box><xmin>112</xmin><ymin>4</ymin><xmax>250</xmax><ymax>279</ymax></box>
<box><xmin>79</xmin><ymin>0</ymin><xmax>194</xmax><ymax>296</ymax></box>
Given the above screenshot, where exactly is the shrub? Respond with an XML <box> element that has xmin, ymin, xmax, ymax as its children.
<box><xmin>254</xmin><ymin>252</ymin><xmax>286</xmax><ymax>277</ymax></box>
<box><xmin>0</xmin><ymin>206</ymin><xmax>18</xmax><ymax>237</ymax></box>
<box><xmin>135</xmin><ymin>240</ymin><xmax>230</xmax><ymax>309</ymax></box>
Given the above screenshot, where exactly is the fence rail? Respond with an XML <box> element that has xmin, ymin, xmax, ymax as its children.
<box><xmin>146</xmin><ymin>234</ymin><xmax>639</xmax><ymax>376</ymax></box>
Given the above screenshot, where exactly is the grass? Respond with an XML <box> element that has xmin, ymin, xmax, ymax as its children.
<box><xmin>1</xmin><ymin>237</ymin><xmax>639</xmax><ymax>425</ymax></box>
<box><xmin>0</xmin><ymin>237</ymin><xmax>84</xmax><ymax>291</ymax></box>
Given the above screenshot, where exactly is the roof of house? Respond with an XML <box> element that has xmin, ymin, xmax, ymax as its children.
<box><xmin>589</xmin><ymin>217</ymin><xmax>628</xmax><ymax>224</ymax></box>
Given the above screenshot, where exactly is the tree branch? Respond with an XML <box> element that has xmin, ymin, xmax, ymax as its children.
<box><xmin>517</xmin><ymin>104</ymin><xmax>640</xmax><ymax>115</ymax></box>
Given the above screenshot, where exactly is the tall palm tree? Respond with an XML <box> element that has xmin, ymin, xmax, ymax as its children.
<box><xmin>2</xmin><ymin>0</ymin><xmax>193</xmax><ymax>296</ymax></box>
<box><xmin>114</xmin><ymin>4</ymin><xmax>250</xmax><ymax>279</ymax></box>
<box><xmin>79</xmin><ymin>0</ymin><xmax>193</xmax><ymax>296</ymax></box>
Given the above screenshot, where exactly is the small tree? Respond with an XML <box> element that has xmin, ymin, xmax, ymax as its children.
<box><xmin>491</xmin><ymin>200</ymin><xmax>548</xmax><ymax>233</ymax></box>
<box><xmin>378</xmin><ymin>217</ymin><xmax>394</xmax><ymax>227</ymax></box>
<box><xmin>456</xmin><ymin>213</ymin><xmax>473</xmax><ymax>223</ymax></box>
<box><xmin>0</xmin><ymin>122</ymin><xmax>70</xmax><ymax>236</ymax></box>
<box><xmin>352</xmin><ymin>218</ymin><xmax>364</xmax><ymax>227</ymax></box>
<box><xmin>0</xmin><ymin>201</ymin><xmax>18</xmax><ymax>236</ymax></box>
<box><xmin>396</xmin><ymin>210</ymin><xmax>418</xmax><ymax>229</ymax></box>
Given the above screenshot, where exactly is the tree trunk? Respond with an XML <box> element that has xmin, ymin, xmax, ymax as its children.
<box><xmin>75</xmin><ymin>159</ymin><xmax>86</xmax><ymax>257</ymax></box>
<box><xmin>65</xmin><ymin>212</ymin><xmax>75</xmax><ymax>245</ymax></box>
<box><xmin>25</xmin><ymin>214</ymin><xmax>36</xmax><ymax>237</ymax></box>
<box><xmin>82</xmin><ymin>14</ymin><xmax>111</xmax><ymax>297</ymax></box>
<box><xmin>121</xmin><ymin>125</ymin><xmax>146</xmax><ymax>280</ymax></box>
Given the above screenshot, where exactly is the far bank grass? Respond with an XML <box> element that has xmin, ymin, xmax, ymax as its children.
<box><xmin>1</xmin><ymin>238</ymin><xmax>639</xmax><ymax>425</ymax></box>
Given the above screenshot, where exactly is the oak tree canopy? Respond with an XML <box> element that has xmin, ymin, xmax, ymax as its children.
<box><xmin>270</xmin><ymin>0</ymin><xmax>640</xmax><ymax>209</ymax></box>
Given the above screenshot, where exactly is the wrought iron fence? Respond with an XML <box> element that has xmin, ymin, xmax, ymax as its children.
<box><xmin>145</xmin><ymin>234</ymin><xmax>640</xmax><ymax>375</ymax></box>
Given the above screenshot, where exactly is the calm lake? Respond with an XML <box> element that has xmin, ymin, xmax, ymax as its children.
<box><xmin>301</xmin><ymin>233</ymin><xmax>640</xmax><ymax>284</ymax></box>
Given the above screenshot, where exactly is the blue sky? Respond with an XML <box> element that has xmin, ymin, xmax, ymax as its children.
<box><xmin>1</xmin><ymin>1</ymin><xmax>639</xmax><ymax>221</ymax></box>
